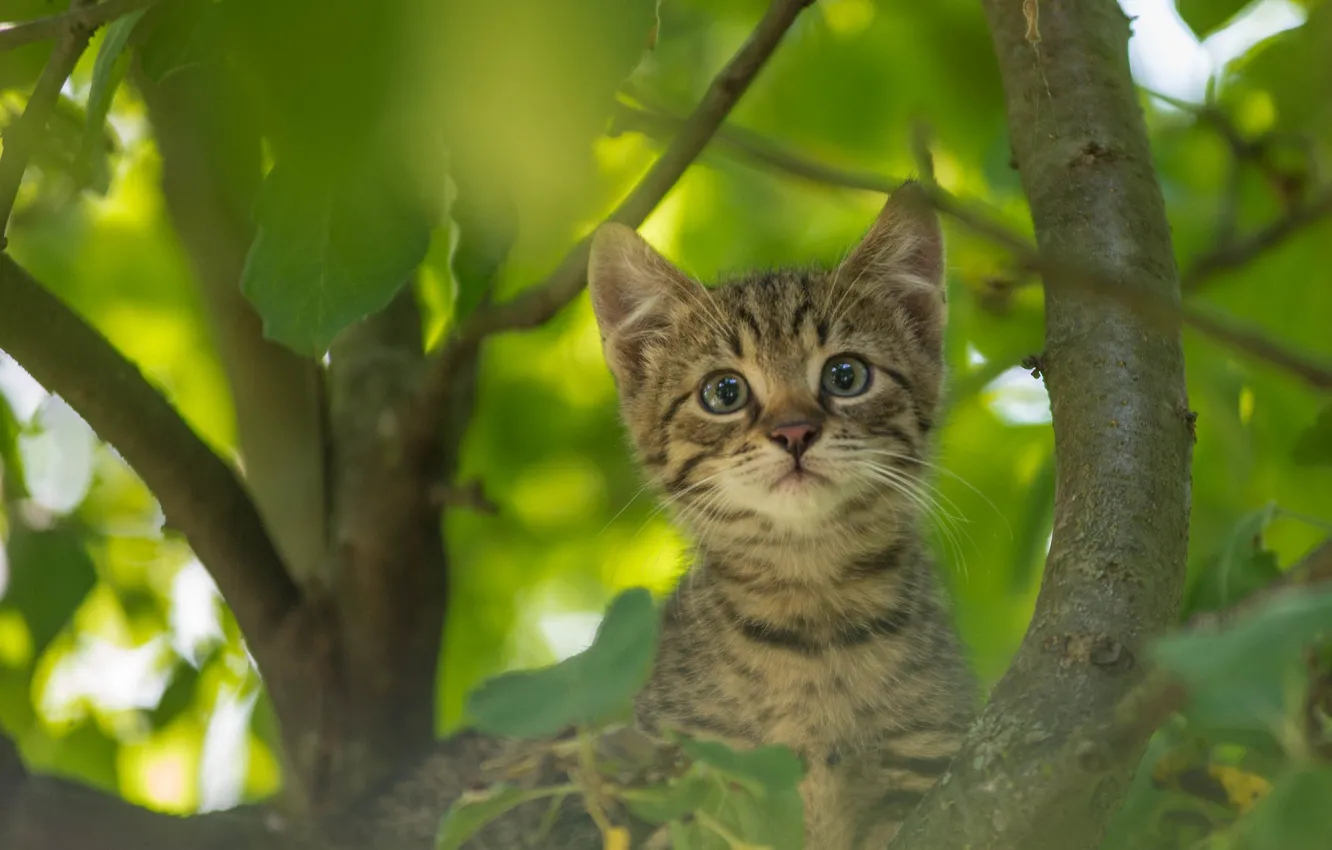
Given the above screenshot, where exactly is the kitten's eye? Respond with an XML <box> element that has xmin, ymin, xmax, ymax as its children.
<box><xmin>699</xmin><ymin>371</ymin><xmax>750</xmax><ymax>414</ymax></box>
<box><xmin>821</xmin><ymin>355</ymin><xmax>871</xmax><ymax>397</ymax></box>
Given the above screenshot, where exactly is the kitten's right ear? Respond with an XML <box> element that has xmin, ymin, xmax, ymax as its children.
<box><xmin>588</xmin><ymin>223</ymin><xmax>694</xmax><ymax>380</ymax></box>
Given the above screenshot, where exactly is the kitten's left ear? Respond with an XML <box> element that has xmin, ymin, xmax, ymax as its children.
<box><xmin>837</xmin><ymin>180</ymin><xmax>946</xmax><ymax>352</ymax></box>
<box><xmin>587</xmin><ymin>223</ymin><xmax>696</xmax><ymax>381</ymax></box>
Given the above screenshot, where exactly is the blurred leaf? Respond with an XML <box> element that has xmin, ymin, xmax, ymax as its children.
<box><xmin>622</xmin><ymin>773</ymin><xmax>712</xmax><ymax>824</ymax></box>
<box><xmin>448</xmin><ymin>176</ymin><xmax>518</xmax><ymax>327</ymax></box>
<box><xmin>1240</xmin><ymin>2</ymin><xmax>1332</xmax><ymax>135</ymax></box>
<box><xmin>678</xmin><ymin>736</ymin><xmax>806</xmax><ymax>794</ymax></box>
<box><xmin>1176</xmin><ymin>0</ymin><xmax>1254</xmax><ymax>38</ymax></box>
<box><xmin>1293</xmin><ymin>403</ymin><xmax>1332</xmax><ymax>466</ymax></box>
<box><xmin>1235</xmin><ymin>768</ymin><xmax>1332</xmax><ymax>849</ymax></box>
<box><xmin>435</xmin><ymin>783</ymin><xmax>554</xmax><ymax>850</ymax></box>
<box><xmin>466</xmin><ymin>588</ymin><xmax>659</xmax><ymax>739</ymax></box>
<box><xmin>0</xmin><ymin>525</ymin><xmax>97</xmax><ymax>656</ymax></box>
<box><xmin>1009</xmin><ymin>448</ymin><xmax>1054</xmax><ymax>591</ymax></box>
<box><xmin>0</xmin><ymin>391</ymin><xmax>27</xmax><ymax>499</ymax></box>
<box><xmin>1155</xmin><ymin>586</ymin><xmax>1332</xmax><ymax>736</ymax></box>
<box><xmin>1185</xmin><ymin>503</ymin><xmax>1283</xmax><ymax>617</ymax></box>
<box><xmin>137</xmin><ymin>0</ymin><xmax>222</xmax><ymax>84</ymax></box>
<box><xmin>0</xmin><ymin>1</ymin><xmax>55</xmax><ymax>93</ymax></box>
<box><xmin>240</xmin><ymin>155</ymin><xmax>435</xmax><ymax>355</ymax></box>
<box><xmin>148</xmin><ymin>659</ymin><xmax>203</xmax><ymax>729</ymax></box>
<box><xmin>78</xmin><ymin>7</ymin><xmax>148</xmax><ymax>180</ymax></box>
<box><xmin>677</xmin><ymin>736</ymin><xmax>806</xmax><ymax>850</ymax></box>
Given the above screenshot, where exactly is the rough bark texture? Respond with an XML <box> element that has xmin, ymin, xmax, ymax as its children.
<box><xmin>889</xmin><ymin>2</ymin><xmax>1193</xmax><ymax>849</ymax></box>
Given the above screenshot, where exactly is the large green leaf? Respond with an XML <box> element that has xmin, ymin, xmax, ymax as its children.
<box><xmin>1155</xmin><ymin>586</ymin><xmax>1332</xmax><ymax>736</ymax></box>
<box><xmin>466</xmin><ymin>588</ymin><xmax>660</xmax><ymax>739</ymax></box>
<box><xmin>240</xmin><ymin>156</ymin><xmax>436</xmax><ymax>355</ymax></box>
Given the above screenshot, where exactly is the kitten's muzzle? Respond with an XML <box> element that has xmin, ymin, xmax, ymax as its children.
<box><xmin>769</xmin><ymin>421</ymin><xmax>821</xmax><ymax>461</ymax></box>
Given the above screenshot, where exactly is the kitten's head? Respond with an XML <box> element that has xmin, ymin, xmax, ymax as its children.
<box><xmin>588</xmin><ymin>182</ymin><xmax>946</xmax><ymax>538</ymax></box>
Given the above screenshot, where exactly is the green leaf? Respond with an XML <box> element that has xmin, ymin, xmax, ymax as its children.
<box><xmin>435</xmin><ymin>783</ymin><xmax>554</xmax><ymax>850</ymax></box>
<box><xmin>0</xmin><ymin>392</ymin><xmax>27</xmax><ymax>499</ymax></box>
<box><xmin>1155</xmin><ymin>586</ymin><xmax>1332</xmax><ymax>736</ymax></box>
<box><xmin>240</xmin><ymin>155</ymin><xmax>436</xmax><ymax>355</ymax></box>
<box><xmin>622</xmin><ymin>773</ymin><xmax>712</xmax><ymax>823</ymax></box>
<box><xmin>1184</xmin><ymin>503</ymin><xmax>1283</xmax><ymax>617</ymax></box>
<box><xmin>1176</xmin><ymin>0</ymin><xmax>1255</xmax><ymax>38</ymax></box>
<box><xmin>678</xmin><ymin>737</ymin><xmax>807</xmax><ymax>850</ymax></box>
<box><xmin>78</xmin><ymin>7</ymin><xmax>148</xmax><ymax>179</ymax></box>
<box><xmin>678</xmin><ymin>737</ymin><xmax>806</xmax><ymax>794</ymax></box>
<box><xmin>1235</xmin><ymin>768</ymin><xmax>1332</xmax><ymax>849</ymax></box>
<box><xmin>148</xmin><ymin>659</ymin><xmax>203</xmax><ymax>729</ymax></box>
<box><xmin>0</xmin><ymin>525</ymin><xmax>97</xmax><ymax>657</ymax></box>
<box><xmin>466</xmin><ymin>588</ymin><xmax>659</xmax><ymax>739</ymax></box>
<box><xmin>1293</xmin><ymin>403</ymin><xmax>1332</xmax><ymax>467</ymax></box>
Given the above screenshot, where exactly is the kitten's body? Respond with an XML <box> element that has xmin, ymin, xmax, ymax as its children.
<box><xmin>589</xmin><ymin>184</ymin><xmax>978</xmax><ymax>848</ymax></box>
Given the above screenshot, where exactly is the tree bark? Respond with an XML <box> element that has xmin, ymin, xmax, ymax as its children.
<box><xmin>889</xmin><ymin>2</ymin><xmax>1193</xmax><ymax>849</ymax></box>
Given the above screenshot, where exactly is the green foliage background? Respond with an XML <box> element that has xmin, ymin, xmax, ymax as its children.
<box><xmin>0</xmin><ymin>0</ymin><xmax>1329</xmax><ymax>844</ymax></box>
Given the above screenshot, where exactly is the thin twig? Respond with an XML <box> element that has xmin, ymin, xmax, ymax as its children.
<box><xmin>1183</xmin><ymin>186</ymin><xmax>1332</xmax><ymax>292</ymax></box>
<box><xmin>0</xmin><ymin>0</ymin><xmax>98</xmax><ymax>244</ymax></box>
<box><xmin>408</xmin><ymin>0</ymin><xmax>816</xmax><ymax>451</ymax></box>
<box><xmin>612</xmin><ymin>103</ymin><xmax>1332</xmax><ymax>392</ymax></box>
<box><xmin>0</xmin><ymin>0</ymin><xmax>157</xmax><ymax>52</ymax></box>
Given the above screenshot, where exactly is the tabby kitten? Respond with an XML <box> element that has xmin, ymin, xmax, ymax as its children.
<box><xmin>586</xmin><ymin>182</ymin><xmax>977</xmax><ymax>849</ymax></box>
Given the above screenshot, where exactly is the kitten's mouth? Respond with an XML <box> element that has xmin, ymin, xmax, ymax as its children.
<box><xmin>772</xmin><ymin>464</ymin><xmax>827</xmax><ymax>489</ymax></box>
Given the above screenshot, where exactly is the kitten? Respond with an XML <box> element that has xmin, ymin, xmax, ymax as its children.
<box><xmin>586</xmin><ymin>181</ymin><xmax>978</xmax><ymax>849</ymax></box>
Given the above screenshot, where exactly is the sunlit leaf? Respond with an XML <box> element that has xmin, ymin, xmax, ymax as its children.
<box><xmin>466</xmin><ymin>588</ymin><xmax>659</xmax><ymax>739</ymax></box>
<box><xmin>78</xmin><ymin>6</ymin><xmax>149</xmax><ymax>179</ymax></box>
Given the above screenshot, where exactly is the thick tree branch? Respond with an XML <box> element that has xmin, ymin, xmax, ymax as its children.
<box><xmin>409</xmin><ymin>0</ymin><xmax>816</xmax><ymax>453</ymax></box>
<box><xmin>0</xmin><ymin>0</ymin><xmax>157</xmax><ymax>53</ymax></box>
<box><xmin>889</xmin><ymin>3</ymin><xmax>1194</xmax><ymax>850</ymax></box>
<box><xmin>0</xmin><ymin>256</ymin><xmax>301</xmax><ymax>657</ymax></box>
<box><xmin>611</xmin><ymin>102</ymin><xmax>1332</xmax><ymax>391</ymax></box>
<box><xmin>0</xmin><ymin>0</ymin><xmax>97</xmax><ymax>240</ymax></box>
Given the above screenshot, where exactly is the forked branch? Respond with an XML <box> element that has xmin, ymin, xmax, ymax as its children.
<box><xmin>408</xmin><ymin>0</ymin><xmax>818</xmax><ymax>456</ymax></box>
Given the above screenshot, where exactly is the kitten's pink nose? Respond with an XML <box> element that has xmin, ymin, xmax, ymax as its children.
<box><xmin>769</xmin><ymin>422</ymin><xmax>821</xmax><ymax>459</ymax></box>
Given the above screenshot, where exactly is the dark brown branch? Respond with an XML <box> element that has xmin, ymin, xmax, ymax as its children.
<box><xmin>0</xmin><ymin>0</ymin><xmax>98</xmax><ymax>241</ymax></box>
<box><xmin>409</xmin><ymin>0</ymin><xmax>816</xmax><ymax>452</ymax></box>
<box><xmin>611</xmin><ymin>103</ymin><xmax>1332</xmax><ymax>391</ymax></box>
<box><xmin>0</xmin><ymin>256</ymin><xmax>301</xmax><ymax>655</ymax></box>
<box><xmin>0</xmin><ymin>0</ymin><xmax>157</xmax><ymax>52</ymax></box>
<box><xmin>890</xmin><ymin>2</ymin><xmax>1195</xmax><ymax>849</ymax></box>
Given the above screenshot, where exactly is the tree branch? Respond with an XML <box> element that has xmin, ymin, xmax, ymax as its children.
<box><xmin>610</xmin><ymin>102</ymin><xmax>1332</xmax><ymax>391</ymax></box>
<box><xmin>0</xmin><ymin>256</ymin><xmax>301</xmax><ymax>656</ymax></box>
<box><xmin>408</xmin><ymin>0</ymin><xmax>816</xmax><ymax>454</ymax></box>
<box><xmin>0</xmin><ymin>0</ymin><xmax>98</xmax><ymax>241</ymax></box>
<box><xmin>1183</xmin><ymin>186</ymin><xmax>1332</xmax><ymax>292</ymax></box>
<box><xmin>889</xmin><ymin>3</ymin><xmax>1194</xmax><ymax>849</ymax></box>
<box><xmin>0</xmin><ymin>0</ymin><xmax>158</xmax><ymax>53</ymax></box>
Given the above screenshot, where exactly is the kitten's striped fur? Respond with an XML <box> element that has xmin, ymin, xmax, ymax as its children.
<box><xmin>587</xmin><ymin>182</ymin><xmax>977</xmax><ymax>848</ymax></box>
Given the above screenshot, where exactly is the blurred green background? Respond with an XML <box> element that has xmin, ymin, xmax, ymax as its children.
<box><xmin>0</xmin><ymin>0</ymin><xmax>1329</xmax><ymax>834</ymax></box>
